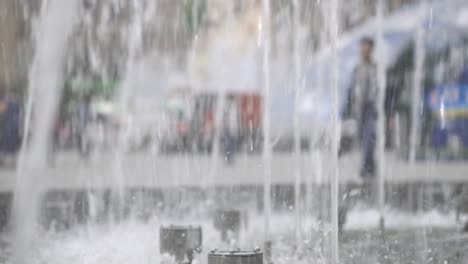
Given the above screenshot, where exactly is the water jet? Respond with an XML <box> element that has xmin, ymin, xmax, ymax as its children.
<box><xmin>213</xmin><ymin>209</ymin><xmax>245</xmax><ymax>242</ymax></box>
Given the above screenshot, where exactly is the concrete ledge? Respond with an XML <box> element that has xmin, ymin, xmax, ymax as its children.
<box><xmin>0</xmin><ymin>152</ymin><xmax>466</xmax><ymax>192</ymax></box>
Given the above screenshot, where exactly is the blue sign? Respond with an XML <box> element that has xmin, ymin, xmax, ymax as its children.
<box><xmin>428</xmin><ymin>82</ymin><xmax>468</xmax><ymax>149</ymax></box>
<box><xmin>427</xmin><ymin>82</ymin><xmax>468</xmax><ymax>119</ymax></box>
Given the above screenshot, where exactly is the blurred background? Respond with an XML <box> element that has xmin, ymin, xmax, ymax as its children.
<box><xmin>0</xmin><ymin>0</ymin><xmax>467</xmax><ymax>264</ymax></box>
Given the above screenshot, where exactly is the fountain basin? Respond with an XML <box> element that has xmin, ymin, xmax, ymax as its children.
<box><xmin>208</xmin><ymin>249</ymin><xmax>263</xmax><ymax>264</ymax></box>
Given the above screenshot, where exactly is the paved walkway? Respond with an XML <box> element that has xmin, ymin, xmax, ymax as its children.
<box><xmin>0</xmin><ymin>151</ymin><xmax>466</xmax><ymax>192</ymax></box>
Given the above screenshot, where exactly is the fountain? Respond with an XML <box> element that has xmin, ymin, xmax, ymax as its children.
<box><xmin>0</xmin><ymin>0</ymin><xmax>467</xmax><ymax>263</ymax></box>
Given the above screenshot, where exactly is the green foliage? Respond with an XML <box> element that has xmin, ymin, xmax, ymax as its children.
<box><xmin>184</xmin><ymin>0</ymin><xmax>206</xmax><ymax>34</ymax></box>
<box><xmin>65</xmin><ymin>79</ymin><xmax>118</xmax><ymax>97</ymax></box>
<box><xmin>60</xmin><ymin>79</ymin><xmax>118</xmax><ymax>119</ymax></box>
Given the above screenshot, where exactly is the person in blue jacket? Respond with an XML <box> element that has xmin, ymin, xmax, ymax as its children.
<box><xmin>0</xmin><ymin>91</ymin><xmax>21</xmax><ymax>155</ymax></box>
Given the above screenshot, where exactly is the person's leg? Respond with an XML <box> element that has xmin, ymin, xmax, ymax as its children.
<box><xmin>364</xmin><ymin>135</ymin><xmax>376</xmax><ymax>176</ymax></box>
<box><xmin>222</xmin><ymin>132</ymin><xmax>229</xmax><ymax>161</ymax></box>
<box><xmin>338</xmin><ymin>204</ymin><xmax>348</xmax><ymax>233</ymax></box>
<box><xmin>338</xmin><ymin>184</ymin><xmax>350</xmax><ymax>233</ymax></box>
<box><xmin>361</xmin><ymin>112</ymin><xmax>377</xmax><ymax>178</ymax></box>
<box><xmin>226</xmin><ymin>133</ymin><xmax>235</xmax><ymax>162</ymax></box>
<box><xmin>360</xmin><ymin>109</ymin><xmax>377</xmax><ymax>206</ymax></box>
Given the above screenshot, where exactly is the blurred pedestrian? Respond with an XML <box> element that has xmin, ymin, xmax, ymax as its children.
<box><xmin>344</xmin><ymin>37</ymin><xmax>379</xmax><ymax>179</ymax></box>
<box><xmin>176</xmin><ymin>111</ymin><xmax>190</xmax><ymax>152</ymax></box>
<box><xmin>0</xmin><ymin>92</ymin><xmax>21</xmax><ymax>161</ymax></box>
<box><xmin>223</xmin><ymin>95</ymin><xmax>239</xmax><ymax>163</ymax></box>
<box><xmin>75</xmin><ymin>93</ymin><xmax>92</xmax><ymax>157</ymax></box>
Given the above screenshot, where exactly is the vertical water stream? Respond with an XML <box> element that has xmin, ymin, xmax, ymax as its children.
<box><xmin>13</xmin><ymin>0</ymin><xmax>79</xmax><ymax>263</ymax></box>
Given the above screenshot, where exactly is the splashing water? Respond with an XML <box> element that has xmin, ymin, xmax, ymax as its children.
<box><xmin>13</xmin><ymin>0</ymin><xmax>80</xmax><ymax>263</ymax></box>
<box><xmin>327</xmin><ymin>0</ymin><xmax>340</xmax><ymax>262</ymax></box>
<box><xmin>261</xmin><ymin>0</ymin><xmax>273</xmax><ymax>253</ymax></box>
<box><xmin>4</xmin><ymin>1</ymin><xmax>468</xmax><ymax>264</ymax></box>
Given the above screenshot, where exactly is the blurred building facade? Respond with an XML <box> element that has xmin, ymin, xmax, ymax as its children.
<box><xmin>0</xmin><ymin>0</ymin><xmax>420</xmax><ymax>93</ymax></box>
<box><xmin>341</xmin><ymin>0</ymin><xmax>418</xmax><ymax>31</ymax></box>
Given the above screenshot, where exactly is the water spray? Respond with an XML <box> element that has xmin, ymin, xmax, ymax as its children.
<box><xmin>12</xmin><ymin>0</ymin><xmax>79</xmax><ymax>262</ymax></box>
<box><xmin>261</xmin><ymin>0</ymin><xmax>273</xmax><ymax>263</ymax></box>
<box><xmin>328</xmin><ymin>0</ymin><xmax>340</xmax><ymax>262</ymax></box>
<box><xmin>376</xmin><ymin>0</ymin><xmax>387</xmax><ymax>234</ymax></box>
<box><xmin>213</xmin><ymin>209</ymin><xmax>243</xmax><ymax>243</ymax></box>
<box><xmin>292</xmin><ymin>0</ymin><xmax>304</xmax><ymax>253</ymax></box>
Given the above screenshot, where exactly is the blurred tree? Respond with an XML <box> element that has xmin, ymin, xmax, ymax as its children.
<box><xmin>0</xmin><ymin>0</ymin><xmax>27</xmax><ymax>94</ymax></box>
<box><xmin>184</xmin><ymin>0</ymin><xmax>207</xmax><ymax>36</ymax></box>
